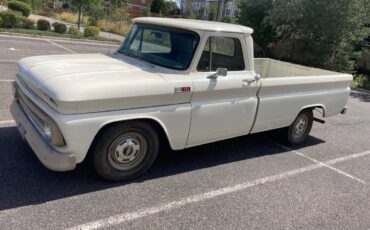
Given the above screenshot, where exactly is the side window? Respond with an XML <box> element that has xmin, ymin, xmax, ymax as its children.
<box><xmin>197</xmin><ymin>36</ymin><xmax>245</xmax><ymax>72</ymax></box>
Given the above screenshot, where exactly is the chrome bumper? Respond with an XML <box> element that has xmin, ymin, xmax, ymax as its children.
<box><xmin>10</xmin><ymin>101</ymin><xmax>76</xmax><ymax>171</ymax></box>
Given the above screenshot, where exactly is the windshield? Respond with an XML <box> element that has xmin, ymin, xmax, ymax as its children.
<box><xmin>118</xmin><ymin>24</ymin><xmax>199</xmax><ymax>70</ymax></box>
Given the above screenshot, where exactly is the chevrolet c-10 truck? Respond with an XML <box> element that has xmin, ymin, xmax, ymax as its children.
<box><xmin>11</xmin><ymin>18</ymin><xmax>352</xmax><ymax>181</ymax></box>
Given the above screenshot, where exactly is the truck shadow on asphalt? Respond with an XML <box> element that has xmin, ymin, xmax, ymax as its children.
<box><xmin>0</xmin><ymin>126</ymin><xmax>325</xmax><ymax>211</ymax></box>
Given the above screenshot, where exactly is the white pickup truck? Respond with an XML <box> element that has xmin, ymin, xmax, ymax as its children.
<box><xmin>11</xmin><ymin>18</ymin><xmax>352</xmax><ymax>181</ymax></box>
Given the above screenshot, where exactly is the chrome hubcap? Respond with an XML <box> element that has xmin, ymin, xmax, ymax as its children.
<box><xmin>114</xmin><ymin>139</ymin><xmax>140</xmax><ymax>163</ymax></box>
<box><xmin>293</xmin><ymin>115</ymin><xmax>308</xmax><ymax>138</ymax></box>
<box><xmin>108</xmin><ymin>132</ymin><xmax>147</xmax><ymax>170</ymax></box>
<box><xmin>295</xmin><ymin>117</ymin><xmax>306</xmax><ymax>135</ymax></box>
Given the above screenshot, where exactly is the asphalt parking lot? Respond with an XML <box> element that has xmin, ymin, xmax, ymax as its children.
<box><xmin>1</xmin><ymin>34</ymin><xmax>370</xmax><ymax>230</ymax></box>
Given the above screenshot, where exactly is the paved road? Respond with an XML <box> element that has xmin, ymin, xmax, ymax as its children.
<box><xmin>0</xmin><ymin>35</ymin><xmax>370</xmax><ymax>230</ymax></box>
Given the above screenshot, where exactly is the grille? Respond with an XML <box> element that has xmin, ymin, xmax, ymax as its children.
<box><xmin>15</xmin><ymin>83</ymin><xmax>66</xmax><ymax>146</ymax></box>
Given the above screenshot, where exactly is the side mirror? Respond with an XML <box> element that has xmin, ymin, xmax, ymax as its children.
<box><xmin>207</xmin><ymin>68</ymin><xmax>227</xmax><ymax>79</ymax></box>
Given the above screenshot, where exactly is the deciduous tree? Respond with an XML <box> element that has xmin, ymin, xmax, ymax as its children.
<box><xmin>71</xmin><ymin>0</ymin><xmax>100</xmax><ymax>28</ymax></box>
<box><xmin>237</xmin><ymin>0</ymin><xmax>276</xmax><ymax>55</ymax></box>
<box><xmin>150</xmin><ymin>0</ymin><xmax>165</xmax><ymax>14</ymax></box>
<box><xmin>237</xmin><ymin>0</ymin><xmax>370</xmax><ymax>72</ymax></box>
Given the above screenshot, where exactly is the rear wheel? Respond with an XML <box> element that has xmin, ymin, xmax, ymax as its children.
<box><xmin>92</xmin><ymin>121</ymin><xmax>159</xmax><ymax>181</ymax></box>
<box><xmin>285</xmin><ymin>110</ymin><xmax>313</xmax><ymax>146</ymax></box>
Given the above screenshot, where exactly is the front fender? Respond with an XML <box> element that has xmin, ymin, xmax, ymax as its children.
<box><xmin>56</xmin><ymin>103</ymin><xmax>191</xmax><ymax>163</ymax></box>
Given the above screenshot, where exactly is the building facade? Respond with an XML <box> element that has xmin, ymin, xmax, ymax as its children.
<box><xmin>127</xmin><ymin>0</ymin><xmax>152</xmax><ymax>17</ymax></box>
<box><xmin>180</xmin><ymin>0</ymin><xmax>238</xmax><ymax>21</ymax></box>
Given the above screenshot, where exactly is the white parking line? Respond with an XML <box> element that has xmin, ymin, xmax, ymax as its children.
<box><xmin>0</xmin><ymin>60</ymin><xmax>17</xmax><ymax>63</ymax></box>
<box><xmin>67</xmin><ymin>149</ymin><xmax>370</xmax><ymax>230</ymax></box>
<box><xmin>68</xmin><ymin>164</ymin><xmax>322</xmax><ymax>230</ymax></box>
<box><xmin>46</xmin><ymin>40</ymin><xmax>76</xmax><ymax>54</ymax></box>
<box><xmin>1</xmin><ymin>47</ymin><xmax>66</xmax><ymax>53</ymax></box>
<box><xmin>0</xmin><ymin>34</ymin><xmax>119</xmax><ymax>46</ymax></box>
<box><xmin>0</xmin><ymin>79</ymin><xmax>14</xmax><ymax>82</ymax></box>
<box><xmin>273</xmin><ymin>142</ymin><xmax>366</xmax><ymax>184</ymax></box>
<box><xmin>326</xmin><ymin>150</ymin><xmax>370</xmax><ymax>165</ymax></box>
<box><xmin>0</xmin><ymin>120</ymin><xmax>16</xmax><ymax>127</ymax></box>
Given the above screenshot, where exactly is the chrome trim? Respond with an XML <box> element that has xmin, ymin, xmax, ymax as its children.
<box><xmin>11</xmin><ymin>101</ymin><xmax>76</xmax><ymax>171</ymax></box>
<box><xmin>18</xmin><ymin>98</ymin><xmax>46</xmax><ymax>140</ymax></box>
<box><xmin>14</xmin><ymin>82</ymin><xmax>66</xmax><ymax>146</ymax></box>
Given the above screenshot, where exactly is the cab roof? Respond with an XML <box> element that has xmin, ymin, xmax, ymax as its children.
<box><xmin>132</xmin><ymin>17</ymin><xmax>254</xmax><ymax>34</ymax></box>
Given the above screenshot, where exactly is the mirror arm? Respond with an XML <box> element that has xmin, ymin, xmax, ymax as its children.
<box><xmin>206</xmin><ymin>68</ymin><xmax>227</xmax><ymax>79</ymax></box>
<box><xmin>207</xmin><ymin>73</ymin><xmax>218</xmax><ymax>79</ymax></box>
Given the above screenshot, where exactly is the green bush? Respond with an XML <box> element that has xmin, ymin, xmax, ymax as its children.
<box><xmin>16</xmin><ymin>17</ymin><xmax>35</xmax><ymax>29</ymax></box>
<box><xmin>0</xmin><ymin>11</ymin><xmax>31</xmax><ymax>29</ymax></box>
<box><xmin>352</xmin><ymin>74</ymin><xmax>370</xmax><ymax>90</ymax></box>
<box><xmin>36</xmin><ymin>19</ymin><xmax>50</xmax><ymax>31</ymax></box>
<box><xmin>16</xmin><ymin>0</ymin><xmax>30</xmax><ymax>3</ymax></box>
<box><xmin>15</xmin><ymin>16</ymin><xmax>36</xmax><ymax>29</ymax></box>
<box><xmin>7</xmin><ymin>1</ymin><xmax>32</xmax><ymax>17</ymax></box>
<box><xmin>23</xmin><ymin>18</ymin><xmax>35</xmax><ymax>29</ymax></box>
<box><xmin>0</xmin><ymin>11</ymin><xmax>18</xmax><ymax>28</ymax></box>
<box><xmin>52</xmin><ymin>22</ymin><xmax>67</xmax><ymax>34</ymax></box>
<box><xmin>68</xmin><ymin>26</ymin><xmax>80</xmax><ymax>36</ymax></box>
<box><xmin>83</xmin><ymin>26</ymin><xmax>99</xmax><ymax>37</ymax></box>
<box><xmin>221</xmin><ymin>16</ymin><xmax>231</xmax><ymax>23</ymax></box>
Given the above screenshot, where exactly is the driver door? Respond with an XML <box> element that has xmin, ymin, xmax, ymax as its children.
<box><xmin>187</xmin><ymin>33</ymin><xmax>260</xmax><ymax>147</ymax></box>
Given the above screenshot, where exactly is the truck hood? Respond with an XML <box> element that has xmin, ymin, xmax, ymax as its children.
<box><xmin>17</xmin><ymin>53</ymin><xmax>178</xmax><ymax>114</ymax></box>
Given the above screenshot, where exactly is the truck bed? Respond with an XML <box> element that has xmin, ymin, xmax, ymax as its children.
<box><xmin>255</xmin><ymin>58</ymin><xmax>342</xmax><ymax>78</ymax></box>
<box><xmin>251</xmin><ymin>58</ymin><xmax>353</xmax><ymax>134</ymax></box>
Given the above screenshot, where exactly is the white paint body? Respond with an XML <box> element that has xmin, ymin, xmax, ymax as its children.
<box><xmin>12</xmin><ymin>18</ymin><xmax>352</xmax><ymax>167</ymax></box>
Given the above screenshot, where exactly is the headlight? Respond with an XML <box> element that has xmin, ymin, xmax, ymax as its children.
<box><xmin>41</xmin><ymin>118</ymin><xmax>65</xmax><ymax>146</ymax></box>
<box><xmin>42</xmin><ymin>122</ymin><xmax>52</xmax><ymax>143</ymax></box>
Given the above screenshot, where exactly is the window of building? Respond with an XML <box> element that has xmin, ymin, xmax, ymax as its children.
<box><xmin>225</xmin><ymin>2</ymin><xmax>233</xmax><ymax>16</ymax></box>
<box><xmin>192</xmin><ymin>2</ymin><xmax>201</xmax><ymax>10</ymax></box>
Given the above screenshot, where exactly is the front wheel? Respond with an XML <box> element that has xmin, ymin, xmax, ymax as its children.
<box><xmin>285</xmin><ymin>110</ymin><xmax>313</xmax><ymax>146</ymax></box>
<box><xmin>92</xmin><ymin>121</ymin><xmax>159</xmax><ymax>181</ymax></box>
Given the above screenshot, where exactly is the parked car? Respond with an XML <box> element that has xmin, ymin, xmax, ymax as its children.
<box><xmin>11</xmin><ymin>18</ymin><xmax>352</xmax><ymax>181</ymax></box>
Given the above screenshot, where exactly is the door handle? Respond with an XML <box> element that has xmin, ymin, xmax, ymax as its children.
<box><xmin>242</xmin><ymin>79</ymin><xmax>255</xmax><ymax>85</ymax></box>
<box><xmin>242</xmin><ymin>74</ymin><xmax>261</xmax><ymax>86</ymax></box>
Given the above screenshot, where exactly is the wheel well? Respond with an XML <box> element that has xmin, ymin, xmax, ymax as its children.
<box><xmin>302</xmin><ymin>105</ymin><xmax>325</xmax><ymax>117</ymax></box>
<box><xmin>86</xmin><ymin>119</ymin><xmax>171</xmax><ymax>161</ymax></box>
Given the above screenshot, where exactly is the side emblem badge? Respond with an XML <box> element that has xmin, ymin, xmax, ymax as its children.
<box><xmin>175</xmin><ymin>86</ymin><xmax>191</xmax><ymax>94</ymax></box>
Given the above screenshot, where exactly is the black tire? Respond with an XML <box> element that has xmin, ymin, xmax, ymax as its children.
<box><xmin>284</xmin><ymin>109</ymin><xmax>313</xmax><ymax>146</ymax></box>
<box><xmin>92</xmin><ymin>121</ymin><xmax>159</xmax><ymax>181</ymax></box>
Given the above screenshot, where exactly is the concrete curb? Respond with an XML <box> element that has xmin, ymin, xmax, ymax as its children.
<box><xmin>351</xmin><ymin>87</ymin><xmax>370</xmax><ymax>94</ymax></box>
<box><xmin>0</xmin><ymin>32</ymin><xmax>121</xmax><ymax>45</ymax></box>
<box><xmin>28</xmin><ymin>13</ymin><xmax>125</xmax><ymax>41</ymax></box>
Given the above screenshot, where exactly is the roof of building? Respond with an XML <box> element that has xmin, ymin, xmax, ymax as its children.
<box><xmin>132</xmin><ymin>17</ymin><xmax>254</xmax><ymax>34</ymax></box>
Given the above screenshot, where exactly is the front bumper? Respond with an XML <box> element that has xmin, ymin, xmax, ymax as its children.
<box><xmin>10</xmin><ymin>101</ymin><xmax>76</xmax><ymax>171</ymax></box>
